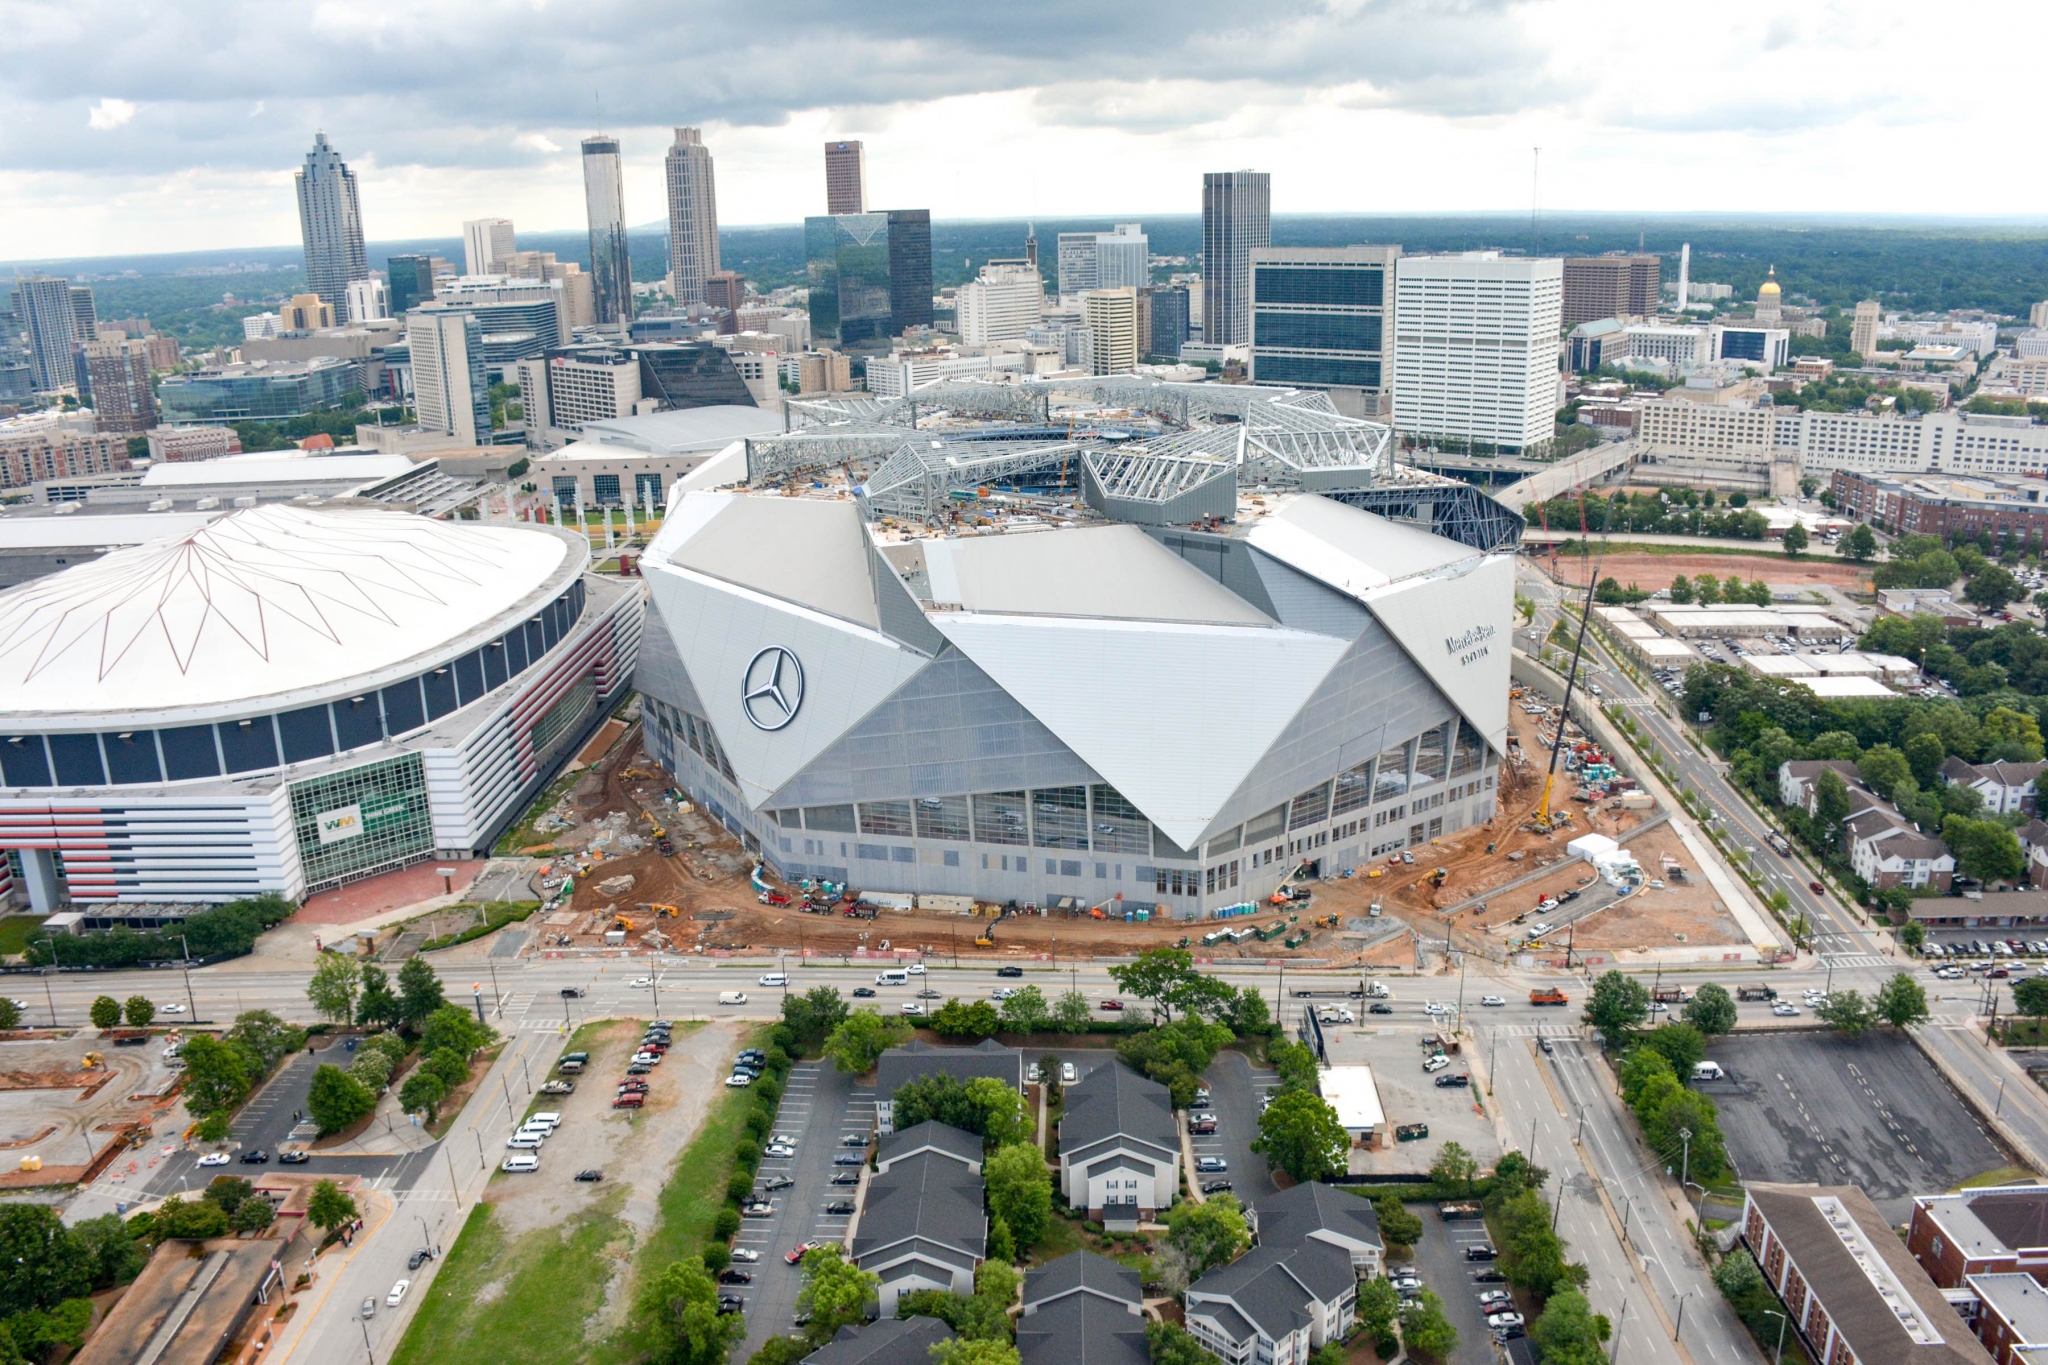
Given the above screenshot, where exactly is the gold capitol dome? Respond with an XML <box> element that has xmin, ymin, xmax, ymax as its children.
<box><xmin>1758</xmin><ymin>265</ymin><xmax>1782</xmax><ymax>297</ymax></box>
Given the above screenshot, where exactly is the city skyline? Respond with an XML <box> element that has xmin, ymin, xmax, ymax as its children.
<box><xmin>7</xmin><ymin>2</ymin><xmax>2048</xmax><ymax>259</ymax></box>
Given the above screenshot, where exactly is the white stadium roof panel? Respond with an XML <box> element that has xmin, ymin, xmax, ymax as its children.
<box><xmin>924</xmin><ymin>526</ymin><xmax>1270</xmax><ymax>625</ymax></box>
<box><xmin>0</xmin><ymin>505</ymin><xmax>569</xmax><ymax>717</ymax></box>
<box><xmin>662</xmin><ymin>495</ymin><xmax>881</xmax><ymax>630</ymax></box>
<box><xmin>1244</xmin><ymin>496</ymin><xmax>1475</xmax><ymax>596</ymax></box>
<box><xmin>1359</xmin><ymin>554</ymin><xmax>1515</xmax><ymax>751</ymax></box>
<box><xmin>138</xmin><ymin>452</ymin><xmax>417</xmax><ymax>486</ymax></box>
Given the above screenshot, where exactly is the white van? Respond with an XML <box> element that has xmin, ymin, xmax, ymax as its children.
<box><xmin>718</xmin><ymin>991</ymin><xmax>749</xmax><ymax>1005</ymax></box>
<box><xmin>1692</xmin><ymin>1061</ymin><xmax>1725</xmax><ymax>1082</ymax></box>
<box><xmin>759</xmin><ymin>973</ymin><xmax>788</xmax><ymax>988</ymax></box>
<box><xmin>502</xmin><ymin>1154</ymin><xmax>539</xmax><ymax>1173</ymax></box>
<box><xmin>876</xmin><ymin>969</ymin><xmax>909</xmax><ymax>986</ymax></box>
<box><xmin>523</xmin><ymin>1113</ymin><xmax>561</xmax><ymax>1132</ymax></box>
<box><xmin>506</xmin><ymin>1133</ymin><xmax>544</xmax><ymax>1150</ymax></box>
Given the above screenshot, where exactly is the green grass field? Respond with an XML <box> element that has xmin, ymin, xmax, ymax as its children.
<box><xmin>0</xmin><ymin>916</ymin><xmax>47</xmax><ymax>959</ymax></box>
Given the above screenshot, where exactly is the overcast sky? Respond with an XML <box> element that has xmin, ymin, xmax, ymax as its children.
<box><xmin>4</xmin><ymin>0</ymin><xmax>2044</xmax><ymax>261</ymax></box>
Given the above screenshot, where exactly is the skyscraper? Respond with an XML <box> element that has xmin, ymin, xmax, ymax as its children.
<box><xmin>84</xmin><ymin>339</ymin><xmax>157</xmax><ymax>434</ymax></box>
<box><xmin>1393</xmin><ymin>253</ymin><xmax>1563</xmax><ymax>456</ymax></box>
<box><xmin>824</xmin><ymin>141</ymin><xmax>866</xmax><ymax>214</ymax></box>
<box><xmin>1083</xmin><ymin>288</ymin><xmax>1138</xmax><ymax>375</ymax></box>
<box><xmin>1250</xmin><ymin>245</ymin><xmax>1400</xmax><ymax>417</ymax></box>
<box><xmin>387</xmin><ymin>255</ymin><xmax>436</xmax><ymax>316</ymax></box>
<box><xmin>16</xmin><ymin>276</ymin><xmax>78</xmax><ymax>392</ymax></box>
<box><xmin>346</xmin><ymin>278</ymin><xmax>390</xmax><ymax>323</ymax></box>
<box><xmin>582</xmin><ymin>136</ymin><xmax>631</xmax><ymax>329</ymax></box>
<box><xmin>294</xmin><ymin>133</ymin><xmax>369</xmax><ymax>319</ymax></box>
<box><xmin>408</xmin><ymin>311</ymin><xmax>490</xmax><ymax>446</ymax></box>
<box><xmin>1201</xmin><ymin>171</ymin><xmax>1271</xmax><ymax>347</ymax></box>
<box><xmin>69</xmin><ymin>286</ymin><xmax>97</xmax><ymax>344</ymax></box>
<box><xmin>462</xmin><ymin>218</ymin><xmax>516</xmax><ymax>276</ymax></box>
<box><xmin>1561</xmin><ymin>254</ymin><xmax>1659</xmax><ymax>327</ymax></box>
<box><xmin>803</xmin><ymin>210</ymin><xmax>933</xmax><ymax>347</ymax></box>
<box><xmin>664</xmin><ymin>128</ymin><xmax>719</xmax><ymax>306</ymax></box>
<box><xmin>956</xmin><ymin>263</ymin><xmax>1043</xmax><ymax>345</ymax></box>
<box><xmin>1851</xmin><ymin>299</ymin><xmax>1882</xmax><ymax>359</ymax></box>
<box><xmin>704</xmin><ymin>271</ymin><xmax>745</xmax><ymax>333</ymax></box>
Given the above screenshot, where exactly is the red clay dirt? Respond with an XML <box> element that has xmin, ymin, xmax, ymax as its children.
<box><xmin>1548</xmin><ymin>549</ymin><xmax>1873</xmax><ymax>593</ymax></box>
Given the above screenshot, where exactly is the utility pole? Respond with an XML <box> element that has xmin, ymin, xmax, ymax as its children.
<box><xmin>1609</xmin><ymin>1298</ymin><xmax>1630</xmax><ymax>1365</ymax></box>
<box><xmin>1673</xmin><ymin>1291</ymin><xmax>1691</xmax><ymax>1342</ymax></box>
<box><xmin>1527</xmin><ymin>1116</ymin><xmax>1538</xmax><ymax>1162</ymax></box>
<box><xmin>486</xmin><ymin>958</ymin><xmax>502</xmax><ymax>1017</ymax></box>
<box><xmin>1552</xmin><ymin>1170</ymin><xmax>1566</xmax><ymax>1230</ymax></box>
<box><xmin>36</xmin><ymin>940</ymin><xmax>58</xmax><ymax>1027</ymax></box>
<box><xmin>179</xmin><ymin>934</ymin><xmax>198</xmax><ymax>1020</ymax></box>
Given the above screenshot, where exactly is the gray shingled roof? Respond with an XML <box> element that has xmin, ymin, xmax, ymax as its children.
<box><xmin>851</xmin><ymin>1152</ymin><xmax>987</xmax><ymax>1262</ymax></box>
<box><xmin>1023</xmin><ymin>1251</ymin><xmax>1144</xmax><ymax>1314</ymax></box>
<box><xmin>877</xmin><ymin>1040</ymin><xmax>1023</xmax><ymax>1101</ymax></box>
<box><xmin>1255</xmin><ymin>1181</ymin><xmax>1383</xmax><ymax>1254</ymax></box>
<box><xmin>1060</xmin><ymin>1062</ymin><xmax>1176</xmax><ymax>1154</ymax></box>
<box><xmin>805</xmin><ymin>1317</ymin><xmax>956</xmax><ymax>1365</ymax></box>
<box><xmin>1018</xmin><ymin>1294</ymin><xmax>1150</xmax><ymax>1365</ymax></box>
<box><xmin>878</xmin><ymin>1121</ymin><xmax>983</xmax><ymax>1172</ymax></box>
<box><xmin>1187</xmin><ymin>1245</ymin><xmax>1348</xmax><ymax>1341</ymax></box>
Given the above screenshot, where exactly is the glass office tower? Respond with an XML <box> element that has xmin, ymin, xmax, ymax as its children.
<box><xmin>804</xmin><ymin>210</ymin><xmax>934</xmax><ymax>348</ymax></box>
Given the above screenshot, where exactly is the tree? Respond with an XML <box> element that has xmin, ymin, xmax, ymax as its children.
<box><xmin>1813</xmin><ymin>768</ymin><xmax>1853</xmax><ymax>836</ymax></box>
<box><xmin>987</xmin><ymin>1215</ymin><xmax>1015</xmax><ymax>1264</ymax></box>
<box><xmin>399</xmin><ymin>1070</ymin><xmax>447</xmax><ymax>1121</ymax></box>
<box><xmin>1642</xmin><ymin>1088</ymin><xmax>1728</xmax><ymax>1183</ymax></box>
<box><xmin>1967</xmin><ymin>564</ymin><xmax>2022</xmax><ymax>611</ymax></box>
<box><xmin>782</xmin><ymin>986</ymin><xmax>850</xmax><ymax>1046</ymax></box>
<box><xmin>1373</xmin><ymin>1193</ymin><xmax>1424</xmax><ymax>1250</ymax></box>
<box><xmin>88</xmin><ymin>996</ymin><xmax>120</xmax><ymax>1030</ymax></box>
<box><xmin>1681</xmin><ymin>983</ymin><xmax>1737</xmax><ymax>1037</ymax></box>
<box><xmin>1641</xmin><ymin>1023</ymin><xmax>1707</xmax><ymax>1078</ymax></box>
<box><xmin>1858</xmin><ymin>745</ymin><xmax>1914</xmax><ymax>801</ymax></box>
<box><xmin>1983</xmin><ymin>706</ymin><xmax>2046</xmax><ymax>762</ymax></box>
<box><xmin>797</xmin><ymin>1246</ymin><xmax>880</xmax><ymax>1343</ymax></box>
<box><xmin>357</xmin><ymin>964</ymin><xmax>400</xmax><ymax>1030</ymax></box>
<box><xmin>1251</xmin><ymin>1089</ymin><xmax>1348</xmax><ymax>1182</ymax></box>
<box><xmin>396</xmin><ymin>956</ymin><xmax>446</xmax><ymax>1031</ymax></box>
<box><xmin>1269</xmin><ymin>1037</ymin><xmax>1319</xmax><ymax>1092</ymax></box>
<box><xmin>117</xmin><ymin>995</ymin><xmax>155</xmax><ymax>1029</ymax></box>
<box><xmin>984</xmin><ymin>1143</ymin><xmax>1053</xmax><ymax>1252</ymax></box>
<box><xmin>306</xmin><ymin>952</ymin><xmax>361</xmax><ymax>1026</ymax></box>
<box><xmin>1618</xmin><ymin>1046</ymin><xmax>1677</xmax><ymax>1108</ymax></box>
<box><xmin>1162</xmin><ymin>1193</ymin><xmax>1250</xmax><ymax>1274</ymax></box>
<box><xmin>930</xmin><ymin>999</ymin><xmax>1002</xmax><ymax>1040</ymax></box>
<box><xmin>69</xmin><ymin>1213</ymin><xmax>145</xmax><ymax>1289</ymax></box>
<box><xmin>178</xmin><ymin>1034</ymin><xmax>251</xmax><ymax>1118</ymax></box>
<box><xmin>150</xmin><ymin>1196</ymin><xmax>230</xmax><ymax>1242</ymax></box>
<box><xmin>1585</xmin><ymin>971</ymin><xmax>1650</xmax><ymax>1048</ymax></box>
<box><xmin>1147</xmin><ymin>1322</ymin><xmax>1222</xmax><ymax>1365</ymax></box>
<box><xmin>1899</xmin><ymin>920</ymin><xmax>1926</xmax><ymax>951</ymax></box>
<box><xmin>1944</xmin><ymin>816</ymin><xmax>2026</xmax><ymax>883</ymax></box>
<box><xmin>1782</xmin><ymin>523</ymin><xmax>1809</xmax><ymax>557</ymax></box>
<box><xmin>202</xmin><ymin>1175</ymin><xmax>254</xmax><ymax>1218</ymax></box>
<box><xmin>1401</xmin><ymin>1288</ymin><xmax>1459</xmax><ymax>1361</ymax></box>
<box><xmin>1904</xmin><ymin>732</ymin><xmax>1947</xmax><ymax>786</ymax></box>
<box><xmin>307</xmin><ymin>1064</ymin><xmax>375</xmax><ymax>1134</ymax></box>
<box><xmin>823</xmin><ymin>1008</ymin><xmax>912</xmax><ymax>1074</ymax></box>
<box><xmin>1695</xmin><ymin>573</ymin><xmax>1721</xmax><ymax>605</ymax></box>
<box><xmin>427</xmin><ymin>1045</ymin><xmax>470</xmax><ymax>1089</ymax></box>
<box><xmin>234</xmin><ymin>1197</ymin><xmax>276</xmax><ymax>1233</ymax></box>
<box><xmin>0</xmin><ymin>1206</ymin><xmax>92</xmax><ymax>1315</ymax></box>
<box><xmin>1668</xmin><ymin>574</ymin><xmax>1693</xmax><ymax>604</ymax></box>
<box><xmin>998</xmin><ymin>986</ymin><xmax>1050</xmax><ymax>1034</ymax></box>
<box><xmin>1429</xmin><ymin>1141</ymin><xmax>1478</xmax><ymax>1194</ymax></box>
<box><xmin>1356</xmin><ymin>1275</ymin><xmax>1401</xmax><ymax>1352</ymax></box>
<box><xmin>1875</xmin><ymin>972</ymin><xmax>1931</xmax><ymax>1030</ymax></box>
<box><xmin>0</xmin><ymin>998</ymin><xmax>19</xmax><ymax>1031</ymax></box>
<box><xmin>419</xmin><ymin>1005</ymin><xmax>494</xmax><ymax>1058</ymax></box>
<box><xmin>1843</xmin><ymin>523</ymin><xmax>1879</xmax><ymax>561</ymax></box>
<box><xmin>1053</xmin><ymin>990</ymin><xmax>1092</xmax><ymax>1032</ymax></box>
<box><xmin>1222</xmin><ymin>987</ymin><xmax>1271</xmax><ymax>1037</ymax></box>
<box><xmin>223</xmin><ymin>1011</ymin><xmax>304</xmax><ymax>1072</ymax></box>
<box><xmin>1529</xmin><ymin>1289</ymin><xmax>1610</xmax><ymax>1365</ymax></box>
<box><xmin>2015</xmin><ymin>975</ymin><xmax>2048</xmax><ymax>1018</ymax></box>
<box><xmin>1818</xmin><ymin>988</ymin><xmax>1874</xmax><ymax>1037</ymax></box>
<box><xmin>931</xmin><ymin>1342</ymin><xmax>1021</xmax><ymax>1365</ymax></box>
<box><xmin>639</xmin><ymin>1257</ymin><xmax>745</xmax><ymax>1365</ymax></box>
<box><xmin>7</xmin><ymin>1298</ymin><xmax>93</xmax><ymax>1357</ymax></box>
<box><xmin>891</xmin><ymin>1074</ymin><xmax>1028</xmax><ymax>1147</ymax></box>
<box><xmin>1109</xmin><ymin>948</ymin><xmax>1236</xmax><ymax>1022</ymax></box>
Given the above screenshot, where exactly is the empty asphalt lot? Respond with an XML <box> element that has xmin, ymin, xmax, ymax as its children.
<box><xmin>1704</xmin><ymin>1030</ymin><xmax>2008</xmax><ymax>1221</ymax></box>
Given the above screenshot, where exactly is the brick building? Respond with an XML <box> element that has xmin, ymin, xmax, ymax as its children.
<box><xmin>0</xmin><ymin>418</ymin><xmax>132</xmax><ymax>490</ymax></box>
<box><xmin>1831</xmin><ymin>470</ymin><xmax>2048</xmax><ymax>544</ymax></box>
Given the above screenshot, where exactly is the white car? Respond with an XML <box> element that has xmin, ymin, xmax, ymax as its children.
<box><xmin>991</xmin><ymin>988</ymin><xmax>1016</xmax><ymax>1001</ymax></box>
<box><xmin>1479</xmin><ymin>995</ymin><xmax>1506</xmax><ymax>1007</ymax></box>
<box><xmin>1486</xmin><ymin>1312</ymin><xmax>1525</xmax><ymax>1330</ymax></box>
<box><xmin>631</xmin><ymin>1052</ymin><xmax>663</xmax><ymax>1066</ymax></box>
<box><xmin>901</xmin><ymin>1002</ymin><xmax>926</xmax><ymax>1016</ymax></box>
<box><xmin>1772</xmin><ymin>1002</ymin><xmax>1800</xmax><ymax>1017</ymax></box>
<box><xmin>387</xmin><ymin>1280</ymin><xmax>410</xmax><ymax>1307</ymax></box>
<box><xmin>629</xmin><ymin>977</ymin><xmax>655</xmax><ymax>989</ymax></box>
<box><xmin>197</xmin><ymin>1152</ymin><xmax>231</xmax><ymax>1167</ymax></box>
<box><xmin>1424</xmin><ymin>1001</ymin><xmax>1451</xmax><ymax>1016</ymax></box>
<box><xmin>764</xmin><ymin>1144</ymin><xmax>796</xmax><ymax>1159</ymax></box>
<box><xmin>159</xmin><ymin>1003</ymin><xmax>186</xmax><ymax>1014</ymax></box>
<box><xmin>1528</xmin><ymin>923</ymin><xmax>1553</xmax><ymax>937</ymax></box>
<box><xmin>770</xmin><ymin>1134</ymin><xmax>796</xmax><ymax>1146</ymax></box>
<box><xmin>905</xmin><ymin>964</ymin><xmax>926</xmax><ymax>975</ymax></box>
<box><xmin>724</xmin><ymin>1075</ymin><xmax>752</xmax><ymax>1088</ymax></box>
<box><xmin>1061</xmin><ymin>1062</ymin><xmax>1078</xmax><ymax>1084</ymax></box>
<box><xmin>731</xmin><ymin>1248</ymin><xmax>760</xmax><ymax>1263</ymax></box>
<box><xmin>1423</xmin><ymin>1054</ymin><xmax>1450</xmax><ymax>1073</ymax></box>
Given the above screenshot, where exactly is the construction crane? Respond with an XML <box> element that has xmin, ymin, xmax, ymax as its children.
<box><xmin>1535</xmin><ymin>493</ymin><xmax>1607</xmax><ymax>830</ymax></box>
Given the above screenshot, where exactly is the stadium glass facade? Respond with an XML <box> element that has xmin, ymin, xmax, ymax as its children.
<box><xmin>288</xmin><ymin>751</ymin><xmax>434</xmax><ymax>891</ymax></box>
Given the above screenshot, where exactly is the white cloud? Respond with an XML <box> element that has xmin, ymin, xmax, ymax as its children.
<box><xmin>513</xmin><ymin>132</ymin><xmax>561</xmax><ymax>154</ymax></box>
<box><xmin>85</xmin><ymin>97</ymin><xmax>135</xmax><ymax>131</ymax></box>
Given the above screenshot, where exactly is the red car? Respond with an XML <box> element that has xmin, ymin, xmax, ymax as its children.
<box><xmin>1808</xmin><ymin>881</ymin><xmax>1824</xmax><ymax>895</ymax></box>
<box><xmin>613</xmin><ymin>1094</ymin><xmax>644</xmax><ymax>1109</ymax></box>
<box><xmin>1098</xmin><ymin>999</ymin><xmax>1125</xmax><ymax>1011</ymax></box>
<box><xmin>785</xmin><ymin>1242</ymin><xmax>816</xmax><ymax>1265</ymax></box>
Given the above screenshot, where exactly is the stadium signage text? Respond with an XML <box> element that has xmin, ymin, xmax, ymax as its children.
<box><xmin>1444</xmin><ymin>624</ymin><xmax>1496</xmax><ymax>667</ymax></box>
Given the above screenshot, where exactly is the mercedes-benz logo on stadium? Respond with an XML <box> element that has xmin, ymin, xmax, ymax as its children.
<box><xmin>741</xmin><ymin>646</ymin><xmax>805</xmax><ymax>731</ymax></box>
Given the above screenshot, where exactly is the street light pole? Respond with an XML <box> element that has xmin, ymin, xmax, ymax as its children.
<box><xmin>1673</xmin><ymin>1291</ymin><xmax>1691</xmax><ymax>1342</ymax></box>
<box><xmin>36</xmin><ymin>939</ymin><xmax>58</xmax><ymax>1027</ymax></box>
<box><xmin>487</xmin><ymin>958</ymin><xmax>502</xmax><ymax>1018</ymax></box>
<box><xmin>361</xmin><ymin>1316</ymin><xmax>375</xmax><ymax>1363</ymax></box>
<box><xmin>1763</xmin><ymin>1310</ymin><xmax>1787</xmax><ymax>1365</ymax></box>
<box><xmin>1608</xmin><ymin>1298</ymin><xmax>1630</xmax><ymax>1365</ymax></box>
<box><xmin>179</xmin><ymin>934</ymin><xmax>198</xmax><ymax>1020</ymax></box>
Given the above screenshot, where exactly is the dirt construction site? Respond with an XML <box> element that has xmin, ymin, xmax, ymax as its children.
<box><xmin>0</xmin><ymin>1034</ymin><xmax>186</xmax><ymax>1188</ymax></box>
<box><xmin>504</xmin><ymin>695</ymin><xmax>1728</xmax><ymax>964</ymax></box>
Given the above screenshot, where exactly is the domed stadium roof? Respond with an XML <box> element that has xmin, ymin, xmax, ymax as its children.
<box><xmin>0</xmin><ymin>505</ymin><xmax>575</xmax><ymax>720</ymax></box>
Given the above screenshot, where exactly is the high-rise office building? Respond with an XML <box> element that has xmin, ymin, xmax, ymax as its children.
<box><xmin>582</xmin><ymin>136</ymin><xmax>631</xmax><ymax>328</ymax></box>
<box><xmin>2033</xmin><ymin>301</ymin><xmax>2048</xmax><ymax>330</ymax></box>
<box><xmin>16</xmin><ymin>276</ymin><xmax>79</xmax><ymax>392</ymax></box>
<box><xmin>1851</xmin><ymin>300</ymin><xmax>1882</xmax><ymax>359</ymax></box>
<box><xmin>1083</xmin><ymin>288</ymin><xmax>1138</xmax><ymax>376</ymax></box>
<box><xmin>278</xmin><ymin>294</ymin><xmax>336</xmax><ymax>331</ymax></box>
<box><xmin>803</xmin><ymin>210</ymin><xmax>933</xmax><ymax>348</ymax></box>
<box><xmin>1054</xmin><ymin>224</ymin><xmax>1147</xmax><ymax>298</ymax></box>
<box><xmin>345</xmin><ymin>278</ymin><xmax>390</xmax><ymax>323</ymax></box>
<box><xmin>387</xmin><ymin>255</ymin><xmax>436</xmax><ymax>316</ymax></box>
<box><xmin>663</xmin><ymin>128</ymin><xmax>719</xmax><ymax>306</ymax></box>
<box><xmin>704</xmin><ymin>271</ymin><xmax>745</xmax><ymax>334</ymax></box>
<box><xmin>1392</xmin><ymin>253</ymin><xmax>1563</xmax><ymax>455</ymax></box>
<box><xmin>1139</xmin><ymin>286</ymin><xmax>1190</xmax><ymax>360</ymax></box>
<box><xmin>407</xmin><ymin>311</ymin><xmax>490</xmax><ymax>445</ymax></box>
<box><xmin>1056</xmin><ymin>233</ymin><xmax>1099</xmax><ymax>296</ymax></box>
<box><xmin>1561</xmin><ymin>254</ymin><xmax>1660</xmax><ymax>328</ymax></box>
<box><xmin>824</xmin><ymin>140</ymin><xmax>866</xmax><ymax>214</ymax></box>
<box><xmin>294</xmin><ymin>133</ymin><xmax>369</xmax><ymax>318</ymax></box>
<box><xmin>83</xmin><ymin>339</ymin><xmax>157</xmax><ymax>434</ymax></box>
<box><xmin>69</xmin><ymin>286</ymin><xmax>97</xmax><ymax>345</ymax></box>
<box><xmin>516</xmin><ymin>346</ymin><xmax>644</xmax><ymax>449</ymax></box>
<box><xmin>956</xmin><ymin>264</ymin><xmax>1043</xmax><ymax>345</ymax></box>
<box><xmin>0</xmin><ymin>291</ymin><xmax>27</xmax><ymax>401</ymax></box>
<box><xmin>1250</xmin><ymin>245</ymin><xmax>1401</xmax><ymax>417</ymax></box>
<box><xmin>1202</xmin><ymin>171</ymin><xmax>1271</xmax><ymax>347</ymax></box>
<box><xmin>461</xmin><ymin>218</ymin><xmax>517</xmax><ymax>277</ymax></box>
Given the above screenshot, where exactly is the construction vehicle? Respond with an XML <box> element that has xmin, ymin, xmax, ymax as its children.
<box><xmin>614</xmin><ymin>916</ymin><xmax>636</xmax><ymax>933</ymax></box>
<box><xmin>80</xmin><ymin>1052</ymin><xmax>104</xmax><ymax>1069</ymax></box>
<box><xmin>649</xmin><ymin>904</ymin><xmax>681</xmax><ymax>918</ymax></box>
<box><xmin>1428</xmin><ymin>867</ymin><xmax>1449</xmax><ymax>889</ymax></box>
<box><xmin>1529</xmin><ymin>987</ymin><xmax>1570</xmax><ymax>1006</ymax></box>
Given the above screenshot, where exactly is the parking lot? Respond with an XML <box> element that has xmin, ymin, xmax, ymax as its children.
<box><xmin>1704</xmin><ymin>1030</ymin><xmax>2008</xmax><ymax>1222</ymax></box>
<box><xmin>1192</xmin><ymin>1051</ymin><xmax>1278</xmax><ymax>1202</ymax></box>
<box><xmin>730</xmin><ymin>1060</ymin><xmax>864</xmax><ymax>1362</ymax></box>
<box><xmin>1320</xmin><ymin>1022</ymin><xmax>1499</xmax><ymax>1178</ymax></box>
<box><xmin>1400</xmin><ymin>1202</ymin><xmax>1502</xmax><ymax>1365</ymax></box>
